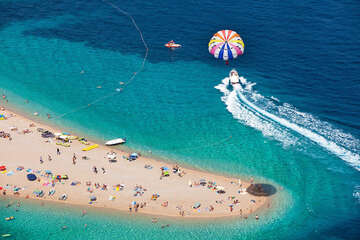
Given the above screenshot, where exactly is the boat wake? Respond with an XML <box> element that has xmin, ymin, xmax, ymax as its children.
<box><xmin>215</xmin><ymin>76</ymin><xmax>360</xmax><ymax>171</ymax></box>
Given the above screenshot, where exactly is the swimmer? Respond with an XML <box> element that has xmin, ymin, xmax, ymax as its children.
<box><xmin>62</xmin><ymin>226</ymin><xmax>67</xmax><ymax>230</ymax></box>
<box><xmin>81</xmin><ymin>209</ymin><xmax>87</xmax><ymax>216</ymax></box>
<box><xmin>161</xmin><ymin>224</ymin><xmax>170</xmax><ymax>229</ymax></box>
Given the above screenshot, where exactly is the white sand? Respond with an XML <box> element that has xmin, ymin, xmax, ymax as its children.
<box><xmin>0</xmin><ymin>108</ymin><xmax>270</xmax><ymax>218</ymax></box>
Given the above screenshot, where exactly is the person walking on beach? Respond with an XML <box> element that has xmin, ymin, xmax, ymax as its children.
<box><xmin>48</xmin><ymin>155</ymin><xmax>52</xmax><ymax>161</ymax></box>
<box><xmin>40</xmin><ymin>156</ymin><xmax>44</xmax><ymax>164</ymax></box>
<box><xmin>57</xmin><ymin>148</ymin><xmax>60</xmax><ymax>155</ymax></box>
<box><xmin>73</xmin><ymin>154</ymin><xmax>77</xmax><ymax>165</ymax></box>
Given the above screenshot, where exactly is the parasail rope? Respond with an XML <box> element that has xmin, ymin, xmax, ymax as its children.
<box><xmin>47</xmin><ymin>1</ymin><xmax>233</xmax><ymax>153</ymax></box>
<box><xmin>52</xmin><ymin>0</ymin><xmax>149</xmax><ymax>120</ymax></box>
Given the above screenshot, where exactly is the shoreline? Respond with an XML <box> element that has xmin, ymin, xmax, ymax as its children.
<box><xmin>0</xmin><ymin>105</ymin><xmax>274</xmax><ymax>219</ymax></box>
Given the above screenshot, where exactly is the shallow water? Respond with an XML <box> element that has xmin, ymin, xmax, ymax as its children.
<box><xmin>0</xmin><ymin>0</ymin><xmax>360</xmax><ymax>239</ymax></box>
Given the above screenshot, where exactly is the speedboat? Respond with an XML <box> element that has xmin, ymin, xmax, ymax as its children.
<box><xmin>229</xmin><ymin>69</ymin><xmax>240</xmax><ymax>85</ymax></box>
<box><xmin>164</xmin><ymin>40</ymin><xmax>181</xmax><ymax>49</ymax></box>
<box><xmin>105</xmin><ymin>138</ymin><xmax>126</xmax><ymax>146</ymax></box>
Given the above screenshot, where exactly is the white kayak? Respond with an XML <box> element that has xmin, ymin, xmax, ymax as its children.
<box><xmin>105</xmin><ymin>138</ymin><xmax>126</xmax><ymax>146</ymax></box>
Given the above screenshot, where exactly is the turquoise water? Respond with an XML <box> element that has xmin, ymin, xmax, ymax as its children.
<box><xmin>1</xmin><ymin>0</ymin><xmax>360</xmax><ymax>239</ymax></box>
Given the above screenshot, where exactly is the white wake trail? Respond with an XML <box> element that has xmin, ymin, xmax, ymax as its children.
<box><xmin>215</xmin><ymin>77</ymin><xmax>360</xmax><ymax>171</ymax></box>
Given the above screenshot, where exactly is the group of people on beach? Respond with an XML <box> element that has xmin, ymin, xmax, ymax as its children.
<box><xmin>1</xmin><ymin>104</ymin><xmax>266</xmax><ymax>222</ymax></box>
<box><xmin>128</xmin><ymin>201</ymin><xmax>147</xmax><ymax>213</ymax></box>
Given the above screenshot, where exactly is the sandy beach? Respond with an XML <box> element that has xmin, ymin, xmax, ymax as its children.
<box><xmin>0</xmin><ymin>107</ymin><xmax>271</xmax><ymax>219</ymax></box>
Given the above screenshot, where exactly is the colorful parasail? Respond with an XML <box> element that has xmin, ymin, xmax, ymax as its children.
<box><xmin>208</xmin><ymin>30</ymin><xmax>244</xmax><ymax>64</ymax></box>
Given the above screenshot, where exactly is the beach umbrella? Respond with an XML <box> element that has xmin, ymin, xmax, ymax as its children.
<box><xmin>27</xmin><ymin>174</ymin><xmax>37</xmax><ymax>181</ymax></box>
<box><xmin>208</xmin><ymin>30</ymin><xmax>244</xmax><ymax>64</ymax></box>
<box><xmin>193</xmin><ymin>203</ymin><xmax>201</xmax><ymax>209</ymax></box>
<box><xmin>0</xmin><ymin>165</ymin><xmax>6</xmax><ymax>171</ymax></box>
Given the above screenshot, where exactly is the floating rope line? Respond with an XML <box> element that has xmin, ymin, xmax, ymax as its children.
<box><xmin>53</xmin><ymin>0</ymin><xmax>149</xmax><ymax>120</ymax></box>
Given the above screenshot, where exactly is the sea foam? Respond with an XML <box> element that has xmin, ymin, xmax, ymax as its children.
<box><xmin>215</xmin><ymin>76</ymin><xmax>360</xmax><ymax>171</ymax></box>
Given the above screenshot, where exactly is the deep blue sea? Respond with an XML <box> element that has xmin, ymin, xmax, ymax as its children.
<box><xmin>1</xmin><ymin>0</ymin><xmax>360</xmax><ymax>239</ymax></box>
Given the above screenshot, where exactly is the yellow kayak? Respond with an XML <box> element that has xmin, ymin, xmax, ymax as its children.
<box><xmin>82</xmin><ymin>144</ymin><xmax>99</xmax><ymax>151</ymax></box>
<box><xmin>78</xmin><ymin>137</ymin><xmax>90</xmax><ymax>145</ymax></box>
<box><xmin>56</xmin><ymin>142</ymin><xmax>70</xmax><ymax>147</ymax></box>
<box><xmin>68</xmin><ymin>135</ymin><xmax>78</xmax><ymax>140</ymax></box>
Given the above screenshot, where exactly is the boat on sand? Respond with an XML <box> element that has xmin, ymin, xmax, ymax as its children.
<box><xmin>105</xmin><ymin>138</ymin><xmax>126</xmax><ymax>146</ymax></box>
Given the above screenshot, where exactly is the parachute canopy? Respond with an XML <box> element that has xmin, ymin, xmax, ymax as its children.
<box><xmin>208</xmin><ymin>30</ymin><xmax>244</xmax><ymax>61</ymax></box>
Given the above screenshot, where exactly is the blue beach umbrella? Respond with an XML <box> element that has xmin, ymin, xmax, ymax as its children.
<box><xmin>27</xmin><ymin>173</ymin><xmax>37</xmax><ymax>181</ymax></box>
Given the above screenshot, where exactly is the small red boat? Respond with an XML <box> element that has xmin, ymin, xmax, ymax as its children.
<box><xmin>164</xmin><ymin>40</ymin><xmax>181</xmax><ymax>49</ymax></box>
